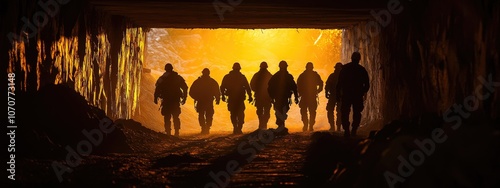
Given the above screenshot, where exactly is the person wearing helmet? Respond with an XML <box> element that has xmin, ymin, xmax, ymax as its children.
<box><xmin>297</xmin><ymin>62</ymin><xmax>324</xmax><ymax>132</ymax></box>
<box><xmin>250</xmin><ymin>61</ymin><xmax>273</xmax><ymax>130</ymax></box>
<box><xmin>220</xmin><ymin>63</ymin><xmax>253</xmax><ymax>134</ymax></box>
<box><xmin>154</xmin><ymin>63</ymin><xmax>188</xmax><ymax>137</ymax></box>
<box><xmin>268</xmin><ymin>60</ymin><xmax>299</xmax><ymax>129</ymax></box>
<box><xmin>325</xmin><ymin>62</ymin><xmax>343</xmax><ymax>132</ymax></box>
<box><xmin>336</xmin><ymin>52</ymin><xmax>370</xmax><ymax>137</ymax></box>
<box><xmin>189</xmin><ymin>68</ymin><xmax>221</xmax><ymax>135</ymax></box>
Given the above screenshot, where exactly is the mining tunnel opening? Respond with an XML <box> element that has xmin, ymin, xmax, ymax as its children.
<box><xmin>135</xmin><ymin>28</ymin><xmax>350</xmax><ymax>135</ymax></box>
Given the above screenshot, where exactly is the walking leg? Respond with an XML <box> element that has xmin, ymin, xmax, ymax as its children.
<box><xmin>300</xmin><ymin>107</ymin><xmax>308</xmax><ymax>131</ymax></box>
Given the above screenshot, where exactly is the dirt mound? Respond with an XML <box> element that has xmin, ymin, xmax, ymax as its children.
<box><xmin>17</xmin><ymin>84</ymin><xmax>132</xmax><ymax>159</ymax></box>
<box><xmin>114</xmin><ymin>119</ymin><xmax>178</xmax><ymax>152</ymax></box>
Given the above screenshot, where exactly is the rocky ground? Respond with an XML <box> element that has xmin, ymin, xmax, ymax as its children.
<box><xmin>12</xmin><ymin>118</ymin><xmax>325</xmax><ymax>187</ymax></box>
<box><xmin>8</xmin><ymin>84</ymin><xmax>500</xmax><ymax>187</ymax></box>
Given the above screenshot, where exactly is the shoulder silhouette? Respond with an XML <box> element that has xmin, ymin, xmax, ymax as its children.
<box><xmin>297</xmin><ymin>62</ymin><xmax>323</xmax><ymax>99</ymax></box>
<box><xmin>190</xmin><ymin>69</ymin><xmax>220</xmax><ymax>103</ymax></box>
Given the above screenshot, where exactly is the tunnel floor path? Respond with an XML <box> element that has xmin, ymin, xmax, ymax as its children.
<box><xmin>165</xmin><ymin>131</ymin><xmax>312</xmax><ymax>187</ymax></box>
<box><xmin>17</xmin><ymin>123</ymin><xmax>366</xmax><ymax>187</ymax></box>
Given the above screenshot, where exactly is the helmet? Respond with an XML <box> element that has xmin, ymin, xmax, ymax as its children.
<box><xmin>164</xmin><ymin>63</ymin><xmax>173</xmax><ymax>71</ymax></box>
<box><xmin>260</xmin><ymin>61</ymin><xmax>268</xmax><ymax>69</ymax></box>
<box><xmin>306</xmin><ymin>62</ymin><xmax>314</xmax><ymax>70</ymax></box>
<box><xmin>351</xmin><ymin>52</ymin><xmax>361</xmax><ymax>62</ymax></box>
<box><xmin>335</xmin><ymin>62</ymin><xmax>343</xmax><ymax>68</ymax></box>
<box><xmin>279</xmin><ymin>60</ymin><xmax>288</xmax><ymax>69</ymax></box>
<box><xmin>232</xmin><ymin>62</ymin><xmax>241</xmax><ymax>71</ymax></box>
<box><xmin>202</xmin><ymin>68</ymin><xmax>210</xmax><ymax>75</ymax></box>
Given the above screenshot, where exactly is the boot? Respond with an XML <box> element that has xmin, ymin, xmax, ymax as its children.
<box><xmin>199</xmin><ymin>119</ymin><xmax>206</xmax><ymax>134</ymax></box>
<box><xmin>237</xmin><ymin>124</ymin><xmax>243</xmax><ymax>134</ymax></box>
<box><xmin>302</xmin><ymin>122</ymin><xmax>308</xmax><ymax>132</ymax></box>
<box><xmin>259</xmin><ymin>119</ymin><xmax>268</xmax><ymax>130</ymax></box>
<box><xmin>309</xmin><ymin>124</ymin><xmax>314</xmax><ymax>132</ymax></box>
<box><xmin>328</xmin><ymin>123</ymin><xmax>335</xmax><ymax>131</ymax></box>
<box><xmin>351</xmin><ymin>127</ymin><xmax>358</xmax><ymax>137</ymax></box>
<box><xmin>205</xmin><ymin>121</ymin><xmax>212</xmax><ymax>135</ymax></box>
<box><xmin>232</xmin><ymin>124</ymin><xmax>238</xmax><ymax>134</ymax></box>
<box><xmin>262</xmin><ymin>118</ymin><xmax>269</xmax><ymax>130</ymax></box>
<box><xmin>174</xmin><ymin>129</ymin><xmax>179</xmax><ymax>137</ymax></box>
<box><xmin>343</xmin><ymin>127</ymin><xmax>350</xmax><ymax>137</ymax></box>
<box><xmin>165</xmin><ymin>124</ymin><xmax>171</xmax><ymax>135</ymax></box>
<box><xmin>344</xmin><ymin>130</ymin><xmax>351</xmax><ymax>137</ymax></box>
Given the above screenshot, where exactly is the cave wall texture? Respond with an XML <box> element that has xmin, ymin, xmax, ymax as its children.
<box><xmin>1</xmin><ymin>0</ymin><xmax>145</xmax><ymax>119</ymax></box>
<box><xmin>342</xmin><ymin>0</ymin><xmax>499</xmax><ymax>125</ymax></box>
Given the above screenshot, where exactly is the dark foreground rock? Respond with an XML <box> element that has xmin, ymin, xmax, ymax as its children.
<box><xmin>16</xmin><ymin>84</ymin><xmax>132</xmax><ymax>160</ymax></box>
<box><xmin>302</xmin><ymin>115</ymin><xmax>500</xmax><ymax>188</ymax></box>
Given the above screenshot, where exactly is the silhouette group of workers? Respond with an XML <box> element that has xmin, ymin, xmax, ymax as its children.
<box><xmin>154</xmin><ymin>52</ymin><xmax>369</xmax><ymax>137</ymax></box>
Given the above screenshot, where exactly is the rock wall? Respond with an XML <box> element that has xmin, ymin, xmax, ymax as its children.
<box><xmin>343</xmin><ymin>0</ymin><xmax>500</xmax><ymax>124</ymax></box>
<box><xmin>1</xmin><ymin>0</ymin><xmax>145</xmax><ymax>119</ymax></box>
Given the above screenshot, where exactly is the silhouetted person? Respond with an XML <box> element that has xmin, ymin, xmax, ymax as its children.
<box><xmin>220</xmin><ymin>63</ymin><xmax>253</xmax><ymax>134</ymax></box>
<box><xmin>325</xmin><ymin>63</ymin><xmax>343</xmax><ymax>131</ymax></box>
<box><xmin>268</xmin><ymin>60</ymin><xmax>299</xmax><ymax>128</ymax></box>
<box><xmin>336</xmin><ymin>52</ymin><xmax>370</xmax><ymax>137</ymax></box>
<box><xmin>189</xmin><ymin>68</ymin><xmax>221</xmax><ymax>135</ymax></box>
<box><xmin>250</xmin><ymin>62</ymin><xmax>273</xmax><ymax>130</ymax></box>
<box><xmin>154</xmin><ymin>63</ymin><xmax>188</xmax><ymax>137</ymax></box>
<box><xmin>297</xmin><ymin>62</ymin><xmax>324</xmax><ymax>131</ymax></box>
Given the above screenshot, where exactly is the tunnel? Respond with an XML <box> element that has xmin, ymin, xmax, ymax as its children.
<box><xmin>2</xmin><ymin>0</ymin><xmax>500</xmax><ymax>187</ymax></box>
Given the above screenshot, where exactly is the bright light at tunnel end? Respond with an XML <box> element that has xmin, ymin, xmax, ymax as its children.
<box><xmin>138</xmin><ymin>28</ymin><xmax>343</xmax><ymax>134</ymax></box>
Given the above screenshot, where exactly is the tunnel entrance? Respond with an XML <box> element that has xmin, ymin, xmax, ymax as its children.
<box><xmin>134</xmin><ymin>28</ymin><xmax>345</xmax><ymax>134</ymax></box>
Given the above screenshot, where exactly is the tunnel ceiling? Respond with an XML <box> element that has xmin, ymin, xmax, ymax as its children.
<box><xmin>89</xmin><ymin>0</ymin><xmax>389</xmax><ymax>29</ymax></box>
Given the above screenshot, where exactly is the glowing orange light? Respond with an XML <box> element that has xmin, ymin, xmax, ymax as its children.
<box><xmin>138</xmin><ymin>28</ymin><xmax>342</xmax><ymax>134</ymax></box>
